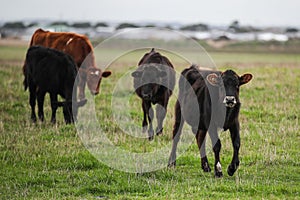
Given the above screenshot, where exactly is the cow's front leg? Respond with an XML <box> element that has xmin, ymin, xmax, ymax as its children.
<box><xmin>78</xmin><ymin>70</ymin><xmax>86</xmax><ymax>101</ymax></box>
<box><xmin>155</xmin><ymin>99</ymin><xmax>168</xmax><ymax>136</ymax></box>
<box><xmin>141</xmin><ymin>100</ymin><xmax>148</xmax><ymax>133</ymax></box>
<box><xmin>228</xmin><ymin>121</ymin><xmax>240</xmax><ymax>176</ymax></box>
<box><xmin>209</xmin><ymin>127</ymin><xmax>223</xmax><ymax>178</ymax></box>
<box><xmin>50</xmin><ymin>93</ymin><xmax>58</xmax><ymax>124</ymax></box>
<box><xmin>142</xmin><ymin>100</ymin><xmax>154</xmax><ymax>140</ymax></box>
<box><xmin>63</xmin><ymin>103</ymin><xmax>73</xmax><ymax>124</ymax></box>
<box><xmin>196</xmin><ymin>129</ymin><xmax>211</xmax><ymax>173</ymax></box>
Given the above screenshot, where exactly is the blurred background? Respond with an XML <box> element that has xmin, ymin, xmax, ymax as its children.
<box><xmin>1</xmin><ymin>0</ymin><xmax>300</xmax><ymax>53</ymax></box>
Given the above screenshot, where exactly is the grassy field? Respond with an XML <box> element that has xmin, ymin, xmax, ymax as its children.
<box><xmin>0</xmin><ymin>40</ymin><xmax>299</xmax><ymax>199</ymax></box>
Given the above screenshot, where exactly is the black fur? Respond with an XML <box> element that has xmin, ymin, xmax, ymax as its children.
<box><xmin>24</xmin><ymin>46</ymin><xmax>79</xmax><ymax>124</ymax></box>
<box><xmin>132</xmin><ymin>48</ymin><xmax>175</xmax><ymax>140</ymax></box>
<box><xmin>168</xmin><ymin>65</ymin><xmax>252</xmax><ymax>177</ymax></box>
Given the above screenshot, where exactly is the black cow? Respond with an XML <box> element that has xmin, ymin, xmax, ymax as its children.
<box><xmin>168</xmin><ymin>65</ymin><xmax>252</xmax><ymax>177</ymax></box>
<box><xmin>23</xmin><ymin>46</ymin><xmax>86</xmax><ymax>124</ymax></box>
<box><xmin>131</xmin><ymin>48</ymin><xmax>175</xmax><ymax>140</ymax></box>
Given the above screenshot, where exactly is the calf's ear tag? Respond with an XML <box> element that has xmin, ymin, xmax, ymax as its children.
<box><xmin>206</xmin><ymin>73</ymin><xmax>220</xmax><ymax>86</ymax></box>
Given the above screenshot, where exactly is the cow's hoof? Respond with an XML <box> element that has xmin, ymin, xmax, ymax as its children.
<box><xmin>201</xmin><ymin>157</ymin><xmax>211</xmax><ymax>172</ymax></box>
<box><xmin>168</xmin><ymin>161</ymin><xmax>176</xmax><ymax>168</ymax></box>
<box><xmin>148</xmin><ymin>136</ymin><xmax>154</xmax><ymax>141</ymax></box>
<box><xmin>77</xmin><ymin>98</ymin><xmax>87</xmax><ymax>107</ymax></box>
<box><xmin>156</xmin><ymin>130</ymin><xmax>163</xmax><ymax>136</ymax></box>
<box><xmin>31</xmin><ymin>117</ymin><xmax>37</xmax><ymax>123</ymax></box>
<box><xmin>142</xmin><ymin>126</ymin><xmax>147</xmax><ymax>133</ymax></box>
<box><xmin>214</xmin><ymin>170</ymin><xmax>223</xmax><ymax>178</ymax></box>
<box><xmin>227</xmin><ymin>163</ymin><xmax>238</xmax><ymax>176</ymax></box>
<box><xmin>155</xmin><ymin>127</ymin><xmax>163</xmax><ymax>136</ymax></box>
<box><xmin>148</xmin><ymin>129</ymin><xmax>154</xmax><ymax>141</ymax></box>
<box><xmin>202</xmin><ymin>163</ymin><xmax>211</xmax><ymax>172</ymax></box>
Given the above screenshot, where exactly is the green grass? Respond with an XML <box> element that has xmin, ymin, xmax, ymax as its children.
<box><xmin>0</xmin><ymin>45</ymin><xmax>27</xmax><ymax>61</ymax></box>
<box><xmin>0</xmin><ymin>43</ymin><xmax>299</xmax><ymax>199</ymax></box>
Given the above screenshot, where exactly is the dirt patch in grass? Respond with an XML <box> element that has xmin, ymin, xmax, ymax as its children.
<box><xmin>0</xmin><ymin>38</ymin><xmax>29</xmax><ymax>47</ymax></box>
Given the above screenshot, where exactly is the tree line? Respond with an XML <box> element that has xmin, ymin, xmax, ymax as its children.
<box><xmin>1</xmin><ymin>21</ymin><xmax>299</xmax><ymax>33</ymax></box>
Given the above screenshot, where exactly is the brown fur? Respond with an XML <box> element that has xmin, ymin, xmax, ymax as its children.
<box><xmin>29</xmin><ymin>29</ymin><xmax>95</xmax><ymax>68</ymax></box>
<box><xmin>24</xmin><ymin>28</ymin><xmax>111</xmax><ymax>100</ymax></box>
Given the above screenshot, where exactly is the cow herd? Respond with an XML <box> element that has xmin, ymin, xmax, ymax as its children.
<box><xmin>22</xmin><ymin>28</ymin><xmax>252</xmax><ymax>177</ymax></box>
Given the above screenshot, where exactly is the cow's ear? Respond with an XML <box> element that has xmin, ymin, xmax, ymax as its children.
<box><xmin>131</xmin><ymin>71</ymin><xmax>142</xmax><ymax>78</ymax></box>
<box><xmin>78</xmin><ymin>68</ymin><xmax>88</xmax><ymax>77</ymax></box>
<box><xmin>239</xmin><ymin>73</ymin><xmax>253</xmax><ymax>86</ymax></box>
<box><xmin>206</xmin><ymin>73</ymin><xmax>221</xmax><ymax>86</ymax></box>
<box><xmin>102</xmin><ymin>71</ymin><xmax>112</xmax><ymax>78</ymax></box>
<box><xmin>78</xmin><ymin>68</ymin><xmax>86</xmax><ymax>74</ymax></box>
<box><xmin>158</xmin><ymin>70</ymin><xmax>167</xmax><ymax>77</ymax></box>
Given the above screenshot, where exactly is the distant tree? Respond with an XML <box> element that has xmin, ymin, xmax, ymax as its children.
<box><xmin>286</xmin><ymin>28</ymin><xmax>298</xmax><ymax>33</ymax></box>
<box><xmin>164</xmin><ymin>25</ymin><xmax>174</xmax><ymax>30</ymax></box>
<box><xmin>180</xmin><ymin>23</ymin><xmax>208</xmax><ymax>31</ymax></box>
<box><xmin>215</xmin><ymin>35</ymin><xmax>230</xmax><ymax>41</ymax></box>
<box><xmin>229</xmin><ymin>20</ymin><xmax>240</xmax><ymax>29</ymax></box>
<box><xmin>144</xmin><ymin>24</ymin><xmax>156</xmax><ymax>28</ymax></box>
<box><xmin>94</xmin><ymin>22</ymin><xmax>108</xmax><ymax>27</ymax></box>
<box><xmin>27</xmin><ymin>22</ymin><xmax>38</xmax><ymax>28</ymax></box>
<box><xmin>50</xmin><ymin>21</ymin><xmax>69</xmax><ymax>27</ymax></box>
<box><xmin>116</xmin><ymin>23</ymin><xmax>140</xmax><ymax>30</ymax></box>
<box><xmin>2</xmin><ymin>22</ymin><xmax>26</xmax><ymax>29</ymax></box>
<box><xmin>228</xmin><ymin>20</ymin><xmax>258</xmax><ymax>33</ymax></box>
<box><xmin>71</xmin><ymin>22</ymin><xmax>91</xmax><ymax>28</ymax></box>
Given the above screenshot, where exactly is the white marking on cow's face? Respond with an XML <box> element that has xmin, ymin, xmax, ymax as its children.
<box><xmin>66</xmin><ymin>38</ymin><xmax>73</xmax><ymax>46</ymax></box>
<box><xmin>90</xmin><ymin>71</ymin><xmax>100</xmax><ymax>76</ymax></box>
<box><xmin>216</xmin><ymin>162</ymin><xmax>222</xmax><ymax>172</ymax></box>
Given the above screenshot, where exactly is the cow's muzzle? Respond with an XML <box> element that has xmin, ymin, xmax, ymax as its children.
<box><xmin>55</xmin><ymin>99</ymin><xmax>87</xmax><ymax>107</ymax></box>
<box><xmin>77</xmin><ymin>99</ymin><xmax>87</xmax><ymax>107</ymax></box>
<box><xmin>91</xmin><ymin>90</ymin><xmax>99</xmax><ymax>95</ymax></box>
<box><xmin>223</xmin><ymin>96</ymin><xmax>237</xmax><ymax>108</ymax></box>
<box><xmin>142</xmin><ymin>93</ymin><xmax>151</xmax><ymax>100</ymax></box>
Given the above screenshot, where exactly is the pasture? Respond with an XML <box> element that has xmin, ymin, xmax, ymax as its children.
<box><xmin>0</xmin><ymin>40</ymin><xmax>299</xmax><ymax>199</ymax></box>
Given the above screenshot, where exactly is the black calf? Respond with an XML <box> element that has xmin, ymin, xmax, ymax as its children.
<box><xmin>168</xmin><ymin>65</ymin><xmax>252</xmax><ymax>177</ymax></box>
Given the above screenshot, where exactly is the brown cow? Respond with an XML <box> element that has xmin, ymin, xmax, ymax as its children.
<box><xmin>24</xmin><ymin>28</ymin><xmax>111</xmax><ymax>100</ymax></box>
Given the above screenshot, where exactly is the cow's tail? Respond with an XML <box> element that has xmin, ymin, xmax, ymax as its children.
<box><xmin>23</xmin><ymin>61</ymin><xmax>28</xmax><ymax>91</ymax></box>
<box><xmin>23</xmin><ymin>77</ymin><xmax>27</xmax><ymax>91</ymax></box>
<box><xmin>23</xmin><ymin>32</ymin><xmax>36</xmax><ymax>91</ymax></box>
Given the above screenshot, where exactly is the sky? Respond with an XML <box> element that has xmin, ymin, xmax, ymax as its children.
<box><xmin>1</xmin><ymin>0</ymin><xmax>300</xmax><ymax>27</ymax></box>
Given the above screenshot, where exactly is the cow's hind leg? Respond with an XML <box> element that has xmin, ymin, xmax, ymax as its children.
<box><xmin>29</xmin><ymin>86</ymin><xmax>37</xmax><ymax>122</ymax></box>
<box><xmin>37</xmin><ymin>90</ymin><xmax>46</xmax><ymax>122</ymax></box>
<box><xmin>168</xmin><ymin>100</ymin><xmax>184</xmax><ymax>167</ymax></box>
<box><xmin>63</xmin><ymin>102</ymin><xmax>73</xmax><ymax>124</ymax></box>
<box><xmin>196</xmin><ymin>129</ymin><xmax>211</xmax><ymax>173</ymax></box>
<box><xmin>50</xmin><ymin>93</ymin><xmax>58</xmax><ymax>124</ymax></box>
